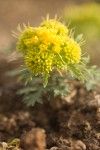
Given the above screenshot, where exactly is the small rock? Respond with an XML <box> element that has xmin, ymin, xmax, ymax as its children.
<box><xmin>96</xmin><ymin>108</ymin><xmax>100</xmax><ymax>121</ymax></box>
<box><xmin>84</xmin><ymin>121</ymin><xmax>91</xmax><ymax>131</ymax></box>
<box><xmin>20</xmin><ymin>128</ymin><xmax>46</xmax><ymax>150</ymax></box>
<box><xmin>73</xmin><ymin>140</ymin><xmax>86</xmax><ymax>150</ymax></box>
<box><xmin>0</xmin><ymin>142</ymin><xmax>8</xmax><ymax>150</ymax></box>
<box><xmin>49</xmin><ymin>147</ymin><xmax>59</xmax><ymax>150</ymax></box>
<box><xmin>13</xmin><ymin>148</ymin><xmax>21</xmax><ymax>150</ymax></box>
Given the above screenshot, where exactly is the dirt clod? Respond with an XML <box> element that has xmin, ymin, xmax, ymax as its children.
<box><xmin>20</xmin><ymin>128</ymin><xmax>46</xmax><ymax>150</ymax></box>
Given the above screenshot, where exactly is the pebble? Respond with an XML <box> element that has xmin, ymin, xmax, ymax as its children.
<box><xmin>73</xmin><ymin>140</ymin><xmax>86</xmax><ymax>150</ymax></box>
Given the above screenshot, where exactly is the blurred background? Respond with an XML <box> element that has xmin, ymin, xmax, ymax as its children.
<box><xmin>0</xmin><ymin>0</ymin><xmax>100</xmax><ymax>65</ymax></box>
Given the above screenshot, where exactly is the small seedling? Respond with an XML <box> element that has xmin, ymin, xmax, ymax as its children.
<box><xmin>12</xmin><ymin>17</ymin><xmax>100</xmax><ymax>106</ymax></box>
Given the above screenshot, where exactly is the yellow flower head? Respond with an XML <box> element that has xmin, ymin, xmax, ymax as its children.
<box><xmin>25</xmin><ymin>50</ymin><xmax>54</xmax><ymax>76</ymax></box>
<box><xmin>16</xmin><ymin>18</ymin><xmax>82</xmax><ymax>85</ymax></box>
<box><xmin>17</xmin><ymin>27</ymin><xmax>35</xmax><ymax>54</ymax></box>
<box><xmin>63</xmin><ymin>37</ymin><xmax>81</xmax><ymax>64</ymax></box>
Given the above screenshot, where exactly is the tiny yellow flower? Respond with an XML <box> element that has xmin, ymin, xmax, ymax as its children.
<box><xmin>41</xmin><ymin>19</ymin><xmax>68</xmax><ymax>35</ymax></box>
<box><xmin>39</xmin><ymin>44</ymin><xmax>48</xmax><ymax>52</ymax></box>
<box><xmin>36</xmin><ymin>27</ymin><xmax>53</xmax><ymax>45</ymax></box>
<box><xmin>52</xmin><ymin>45</ymin><xmax>61</xmax><ymax>53</ymax></box>
<box><xmin>24</xmin><ymin>36</ymin><xmax>39</xmax><ymax>47</ymax></box>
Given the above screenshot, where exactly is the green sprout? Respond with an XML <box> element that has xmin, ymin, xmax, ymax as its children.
<box><xmin>12</xmin><ymin>17</ymin><xmax>100</xmax><ymax>106</ymax></box>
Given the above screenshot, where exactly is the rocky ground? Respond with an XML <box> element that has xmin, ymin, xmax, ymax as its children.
<box><xmin>0</xmin><ymin>58</ymin><xmax>100</xmax><ymax>150</ymax></box>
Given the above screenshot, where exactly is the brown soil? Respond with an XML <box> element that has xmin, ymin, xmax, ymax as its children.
<box><xmin>0</xmin><ymin>59</ymin><xmax>100</xmax><ymax>150</ymax></box>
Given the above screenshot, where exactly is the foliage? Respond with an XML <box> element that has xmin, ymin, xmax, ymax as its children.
<box><xmin>8</xmin><ymin>56</ymin><xmax>100</xmax><ymax>106</ymax></box>
<box><xmin>16</xmin><ymin>73</ymin><xmax>71</xmax><ymax>106</ymax></box>
<box><xmin>84</xmin><ymin>65</ymin><xmax>100</xmax><ymax>91</ymax></box>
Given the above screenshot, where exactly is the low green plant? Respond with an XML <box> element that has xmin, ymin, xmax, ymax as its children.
<box><xmin>12</xmin><ymin>17</ymin><xmax>100</xmax><ymax>106</ymax></box>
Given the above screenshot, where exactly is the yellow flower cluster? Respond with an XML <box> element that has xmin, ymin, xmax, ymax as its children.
<box><xmin>17</xmin><ymin>19</ymin><xmax>81</xmax><ymax>84</ymax></box>
<box><xmin>25</xmin><ymin>51</ymin><xmax>54</xmax><ymax>76</ymax></box>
